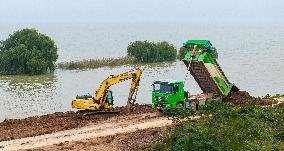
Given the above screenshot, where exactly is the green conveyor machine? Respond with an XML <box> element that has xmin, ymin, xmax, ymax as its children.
<box><xmin>182</xmin><ymin>40</ymin><xmax>238</xmax><ymax>98</ymax></box>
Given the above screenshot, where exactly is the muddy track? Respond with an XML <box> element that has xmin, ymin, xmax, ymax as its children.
<box><xmin>0</xmin><ymin>112</ymin><xmax>173</xmax><ymax>151</ymax></box>
<box><xmin>0</xmin><ymin>104</ymin><xmax>156</xmax><ymax>142</ymax></box>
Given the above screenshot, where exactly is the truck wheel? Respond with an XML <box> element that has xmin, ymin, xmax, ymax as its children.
<box><xmin>190</xmin><ymin>101</ymin><xmax>197</xmax><ymax>111</ymax></box>
<box><xmin>177</xmin><ymin>103</ymin><xmax>184</xmax><ymax>109</ymax></box>
<box><xmin>196</xmin><ymin>102</ymin><xmax>199</xmax><ymax>110</ymax></box>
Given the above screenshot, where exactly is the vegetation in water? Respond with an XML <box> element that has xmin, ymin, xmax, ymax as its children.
<box><xmin>143</xmin><ymin>100</ymin><xmax>284</xmax><ymax>151</ymax></box>
<box><xmin>58</xmin><ymin>40</ymin><xmax>177</xmax><ymax>70</ymax></box>
<box><xmin>178</xmin><ymin>46</ymin><xmax>188</xmax><ymax>60</ymax></box>
<box><xmin>0</xmin><ymin>28</ymin><xmax>58</xmax><ymax>75</ymax></box>
<box><xmin>57</xmin><ymin>57</ymin><xmax>134</xmax><ymax>70</ymax></box>
<box><xmin>127</xmin><ymin>41</ymin><xmax>177</xmax><ymax>63</ymax></box>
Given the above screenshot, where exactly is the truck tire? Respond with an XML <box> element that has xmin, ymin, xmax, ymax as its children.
<box><xmin>190</xmin><ymin>101</ymin><xmax>197</xmax><ymax>111</ymax></box>
<box><xmin>177</xmin><ymin>103</ymin><xmax>184</xmax><ymax>109</ymax></box>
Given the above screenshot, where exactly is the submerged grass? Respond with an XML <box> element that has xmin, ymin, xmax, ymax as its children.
<box><xmin>142</xmin><ymin>100</ymin><xmax>284</xmax><ymax>151</ymax></box>
<box><xmin>57</xmin><ymin>56</ymin><xmax>177</xmax><ymax>70</ymax></box>
<box><xmin>57</xmin><ymin>57</ymin><xmax>135</xmax><ymax>70</ymax></box>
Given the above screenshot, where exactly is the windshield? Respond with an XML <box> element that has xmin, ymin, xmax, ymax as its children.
<box><xmin>153</xmin><ymin>83</ymin><xmax>172</xmax><ymax>93</ymax></box>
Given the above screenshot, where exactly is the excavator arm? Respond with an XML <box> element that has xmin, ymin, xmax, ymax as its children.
<box><xmin>128</xmin><ymin>69</ymin><xmax>142</xmax><ymax>104</ymax></box>
<box><xmin>94</xmin><ymin>68</ymin><xmax>142</xmax><ymax>106</ymax></box>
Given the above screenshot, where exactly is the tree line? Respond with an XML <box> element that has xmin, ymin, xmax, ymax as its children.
<box><xmin>0</xmin><ymin>28</ymin><xmax>188</xmax><ymax>75</ymax></box>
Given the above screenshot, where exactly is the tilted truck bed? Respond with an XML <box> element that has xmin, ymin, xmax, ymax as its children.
<box><xmin>182</xmin><ymin>40</ymin><xmax>238</xmax><ymax>98</ymax></box>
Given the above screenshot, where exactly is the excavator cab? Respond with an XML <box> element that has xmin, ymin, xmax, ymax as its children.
<box><xmin>106</xmin><ymin>90</ymin><xmax>114</xmax><ymax>105</ymax></box>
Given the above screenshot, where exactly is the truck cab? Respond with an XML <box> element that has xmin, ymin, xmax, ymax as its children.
<box><xmin>152</xmin><ymin>80</ymin><xmax>187</xmax><ymax>110</ymax></box>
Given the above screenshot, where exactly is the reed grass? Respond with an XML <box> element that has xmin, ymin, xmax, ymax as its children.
<box><xmin>57</xmin><ymin>57</ymin><xmax>135</xmax><ymax>70</ymax></box>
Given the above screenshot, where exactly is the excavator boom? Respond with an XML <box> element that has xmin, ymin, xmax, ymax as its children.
<box><xmin>94</xmin><ymin>68</ymin><xmax>142</xmax><ymax>105</ymax></box>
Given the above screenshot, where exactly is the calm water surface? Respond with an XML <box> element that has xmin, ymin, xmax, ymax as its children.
<box><xmin>0</xmin><ymin>24</ymin><xmax>283</xmax><ymax>121</ymax></box>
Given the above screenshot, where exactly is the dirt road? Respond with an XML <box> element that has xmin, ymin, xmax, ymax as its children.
<box><xmin>0</xmin><ymin>104</ymin><xmax>155</xmax><ymax>142</ymax></box>
<box><xmin>35</xmin><ymin>127</ymin><xmax>169</xmax><ymax>151</ymax></box>
<box><xmin>0</xmin><ymin>112</ymin><xmax>173</xmax><ymax>150</ymax></box>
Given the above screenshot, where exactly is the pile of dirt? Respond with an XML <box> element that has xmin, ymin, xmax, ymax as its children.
<box><xmin>256</xmin><ymin>98</ymin><xmax>278</xmax><ymax>106</ymax></box>
<box><xmin>225</xmin><ymin>91</ymin><xmax>254</xmax><ymax>106</ymax></box>
<box><xmin>114</xmin><ymin>103</ymin><xmax>156</xmax><ymax>114</ymax></box>
<box><xmin>0</xmin><ymin>111</ymin><xmax>87</xmax><ymax>142</ymax></box>
<box><xmin>0</xmin><ymin>104</ymin><xmax>156</xmax><ymax>142</ymax></box>
<box><xmin>225</xmin><ymin>91</ymin><xmax>278</xmax><ymax>106</ymax></box>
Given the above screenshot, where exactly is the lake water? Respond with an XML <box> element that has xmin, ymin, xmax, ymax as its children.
<box><xmin>0</xmin><ymin>24</ymin><xmax>284</xmax><ymax>121</ymax></box>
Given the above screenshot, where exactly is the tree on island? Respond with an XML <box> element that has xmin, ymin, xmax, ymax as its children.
<box><xmin>127</xmin><ymin>40</ymin><xmax>177</xmax><ymax>63</ymax></box>
<box><xmin>0</xmin><ymin>28</ymin><xmax>58</xmax><ymax>75</ymax></box>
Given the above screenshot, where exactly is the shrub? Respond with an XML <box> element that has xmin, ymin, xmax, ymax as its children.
<box><xmin>178</xmin><ymin>46</ymin><xmax>188</xmax><ymax>60</ymax></box>
<box><xmin>57</xmin><ymin>57</ymin><xmax>134</xmax><ymax>70</ymax></box>
<box><xmin>0</xmin><ymin>28</ymin><xmax>58</xmax><ymax>75</ymax></box>
<box><xmin>127</xmin><ymin>41</ymin><xmax>177</xmax><ymax>63</ymax></box>
<box><xmin>144</xmin><ymin>100</ymin><xmax>284</xmax><ymax>151</ymax></box>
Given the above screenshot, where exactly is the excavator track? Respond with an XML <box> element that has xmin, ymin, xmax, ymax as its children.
<box><xmin>76</xmin><ymin>110</ymin><xmax>119</xmax><ymax>120</ymax></box>
<box><xmin>188</xmin><ymin>61</ymin><xmax>224</xmax><ymax>97</ymax></box>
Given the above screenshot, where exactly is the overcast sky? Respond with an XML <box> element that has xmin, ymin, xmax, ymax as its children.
<box><xmin>0</xmin><ymin>0</ymin><xmax>283</xmax><ymax>25</ymax></box>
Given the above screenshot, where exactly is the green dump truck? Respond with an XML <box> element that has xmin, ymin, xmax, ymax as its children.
<box><xmin>152</xmin><ymin>40</ymin><xmax>238</xmax><ymax>111</ymax></box>
<box><xmin>152</xmin><ymin>80</ymin><xmax>187</xmax><ymax>110</ymax></box>
<box><xmin>152</xmin><ymin>79</ymin><xmax>210</xmax><ymax>111</ymax></box>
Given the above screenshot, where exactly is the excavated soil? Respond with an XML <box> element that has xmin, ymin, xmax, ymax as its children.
<box><xmin>113</xmin><ymin>103</ymin><xmax>156</xmax><ymax>114</ymax></box>
<box><xmin>0</xmin><ymin>104</ymin><xmax>156</xmax><ymax>142</ymax></box>
<box><xmin>256</xmin><ymin>98</ymin><xmax>279</xmax><ymax>106</ymax></box>
<box><xmin>225</xmin><ymin>91</ymin><xmax>278</xmax><ymax>106</ymax></box>
<box><xmin>225</xmin><ymin>91</ymin><xmax>254</xmax><ymax>106</ymax></box>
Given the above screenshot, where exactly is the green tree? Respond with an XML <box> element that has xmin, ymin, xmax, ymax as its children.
<box><xmin>178</xmin><ymin>46</ymin><xmax>188</xmax><ymax>60</ymax></box>
<box><xmin>127</xmin><ymin>40</ymin><xmax>177</xmax><ymax>63</ymax></box>
<box><xmin>0</xmin><ymin>28</ymin><xmax>58</xmax><ymax>75</ymax></box>
<box><xmin>156</xmin><ymin>41</ymin><xmax>177</xmax><ymax>61</ymax></box>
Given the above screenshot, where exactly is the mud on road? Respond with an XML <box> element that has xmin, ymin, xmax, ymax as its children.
<box><xmin>0</xmin><ymin>104</ymin><xmax>156</xmax><ymax>142</ymax></box>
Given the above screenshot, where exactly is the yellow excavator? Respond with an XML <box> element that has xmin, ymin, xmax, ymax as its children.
<box><xmin>71</xmin><ymin>68</ymin><xmax>142</xmax><ymax>119</ymax></box>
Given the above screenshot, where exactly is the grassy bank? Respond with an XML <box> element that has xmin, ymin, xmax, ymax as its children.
<box><xmin>143</xmin><ymin>99</ymin><xmax>284</xmax><ymax>151</ymax></box>
<box><xmin>57</xmin><ymin>57</ymin><xmax>135</xmax><ymax>70</ymax></box>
